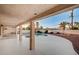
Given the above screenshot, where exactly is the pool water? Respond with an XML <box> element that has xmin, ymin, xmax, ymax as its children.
<box><xmin>35</xmin><ymin>33</ymin><xmax>48</xmax><ymax>37</ymax></box>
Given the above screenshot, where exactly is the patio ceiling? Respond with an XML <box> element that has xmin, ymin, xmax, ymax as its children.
<box><xmin>0</xmin><ymin>4</ymin><xmax>79</xmax><ymax>27</ymax></box>
<box><xmin>0</xmin><ymin>4</ymin><xmax>58</xmax><ymax>27</ymax></box>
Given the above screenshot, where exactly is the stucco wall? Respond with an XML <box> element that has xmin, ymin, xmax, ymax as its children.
<box><xmin>60</xmin><ymin>30</ymin><xmax>79</xmax><ymax>35</ymax></box>
<box><xmin>3</xmin><ymin>27</ymin><xmax>16</xmax><ymax>35</ymax></box>
<box><xmin>52</xmin><ymin>30</ymin><xmax>79</xmax><ymax>35</ymax></box>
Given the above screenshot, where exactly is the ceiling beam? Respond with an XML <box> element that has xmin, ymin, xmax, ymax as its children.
<box><xmin>3</xmin><ymin>25</ymin><xmax>16</xmax><ymax>28</ymax></box>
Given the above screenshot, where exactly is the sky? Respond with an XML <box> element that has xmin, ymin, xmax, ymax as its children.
<box><xmin>36</xmin><ymin>8</ymin><xmax>79</xmax><ymax>28</ymax></box>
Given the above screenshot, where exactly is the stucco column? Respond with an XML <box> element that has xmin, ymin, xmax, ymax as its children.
<box><xmin>0</xmin><ymin>25</ymin><xmax>1</xmax><ymax>35</ymax></box>
<box><xmin>1</xmin><ymin>25</ymin><xmax>4</xmax><ymax>37</ymax></box>
<box><xmin>15</xmin><ymin>27</ymin><xmax>18</xmax><ymax>39</ymax></box>
<box><xmin>19</xmin><ymin>25</ymin><xmax>22</xmax><ymax>40</ymax></box>
<box><xmin>30</xmin><ymin>21</ymin><xmax>35</xmax><ymax>50</ymax></box>
<box><xmin>15</xmin><ymin>27</ymin><xmax>18</xmax><ymax>36</ymax></box>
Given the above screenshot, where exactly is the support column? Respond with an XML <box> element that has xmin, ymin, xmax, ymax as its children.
<box><xmin>1</xmin><ymin>25</ymin><xmax>4</xmax><ymax>37</ymax></box>
<box><xmin>15</xmin><ymin>27</ymin><xmax>18</xmax><ymax>39</ymax></box>
<box><xmin>0</xmin><ymin>25</ymin><xmax>1</xmax><ymax>35</ymax></box>
<box><xmin>36</xmin><ymin>22</ymin><xmax>39</xmax><ymax>30</ymax></box>
<box><xmin>19</xmin><ymin>25</ymin><xmax>22</xmax><ymax>40</ymax></box>
<box><xmin>15</xmin><ymin>27</ymin><xmax>17</xmax><ymax>36</ymax></box>
<box><xmin>30</xmin><ymin>21</ymin><xmax>35</xmax><ymax>50</ymax></box>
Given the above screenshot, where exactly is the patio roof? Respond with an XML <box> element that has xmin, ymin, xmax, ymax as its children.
<box><xmin>0</xmin><ymin>4</ymin><xmax>79</xmax><ymax>27</ymax></box>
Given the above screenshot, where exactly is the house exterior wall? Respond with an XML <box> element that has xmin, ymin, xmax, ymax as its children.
<box><xmin>3</xmin><ymin>26</ymin><xmax>16</xmax><ymax>35</ymax></box>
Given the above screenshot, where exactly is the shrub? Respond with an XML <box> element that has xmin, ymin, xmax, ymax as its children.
<box><xmin>73</xmin><ymin>27</ymin><xmax>78</xmax><ymax>30</ymax></box>
<box><xmin>56</xmin><ymin>32</ymin><xmax>60</xmax><ymax>34</ymax></box>
<box><xmin>36</xmin><ymin>31</ymin><xmax>42</xmax><ymax>33</ymax></box>
<box><xmin>44</xmin><ymin>30</ymin><xmax>48</xmax><ymax>34</ymax></box>
<box><xmin>49</xmin><ymin>32</ymin><xmax>54</xmax><ymax>34</ymax></box>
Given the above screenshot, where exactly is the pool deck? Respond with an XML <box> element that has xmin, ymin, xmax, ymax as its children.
<box><xmin>54</xmin><ymin>33</ymin><xmax>79</xmax><ymax>54</ymax></box>
<box><xmin>0</xmin><ymin>34</ymin><xmax>77</xmax><ymax>55</ymax></box>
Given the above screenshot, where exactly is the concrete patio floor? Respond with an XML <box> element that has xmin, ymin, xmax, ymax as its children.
<box><xmin>0</xmin><ymin>34</ymin><xmax>77</xmax><ymax>55</ymax></box>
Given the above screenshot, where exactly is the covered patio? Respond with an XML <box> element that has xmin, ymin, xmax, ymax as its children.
<box><xmin>0</xmin><ymin>4</ymin><xmax>79</xmax><ymax>55</ymax></box>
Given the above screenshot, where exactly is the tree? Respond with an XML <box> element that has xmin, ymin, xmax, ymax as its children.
<box><xmin>59</xmin><ymin>21</ymin><xmax>69</xmax><ymax>30</ymax></box>
<box><xmin>26</xmin><ymin>27</ymin><xmax>30</xmax><ymax>30</ymax></box>
<box><xmin>70</xmin><ymin>10</ymin><xmax>74</xmax><ymax>30</ymax></box>
<box><xmin>74</xmin><ymin>22</ymin><xmax>79</xmax><ymax>29</ymax></box>
<box><xmin>40</xmin><ymin>26</ymin><xmax>43</xmax><ymax>29</ymax></box>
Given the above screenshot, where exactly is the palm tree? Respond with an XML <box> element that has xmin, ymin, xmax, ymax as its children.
<box><xmin>59</xmin><ymin>21</ymin><xmax>68</xmax><ymax>30</ymax></box>
<box><xmin>70</xmin><ymin>10</ymin><xmax>74</xmax><ymax>30</ymax></box>
<box><xmin>74</xmin><ymin>22</ymin><xmax>79</xmax><ymax>29</ymax></box>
